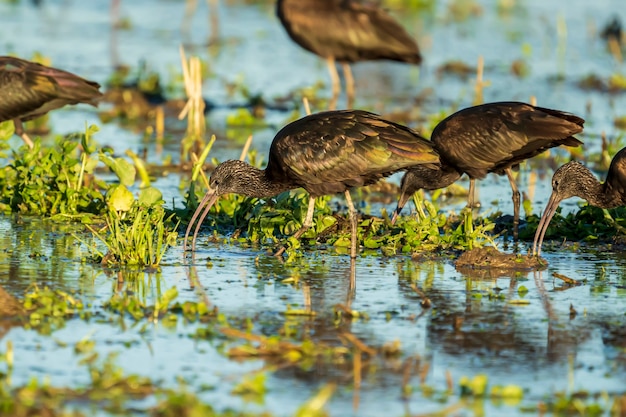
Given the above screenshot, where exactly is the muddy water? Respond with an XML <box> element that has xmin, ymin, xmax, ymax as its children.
<box><xmin>1</xmin><ymin>0</ymin><xmax>626</xmax><ymax>415</ymax></box>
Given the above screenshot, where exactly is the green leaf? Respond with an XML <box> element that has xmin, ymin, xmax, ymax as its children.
<box><xmin>138</xmin><ymin>187</ymin><xmax>163</xmax><ymax>207</ymax></box>
<box><xmin>81</xmin><ymin>124</ymin><xmax>100</xmax><ymax>154</ymax></box>
<box><xmin>0</xmin><ymin>120</ymin><xmax>15</xmax><ymax>140</ymax></box>
<box><xmin>99</xmin><ymin>154</ymin><xmax>136</xmax><ymax>186</ymax></box>
<box><xmin>107</xmin><ymin>184</ymin><xmax>135</xmax><ymax>212</ymax></box>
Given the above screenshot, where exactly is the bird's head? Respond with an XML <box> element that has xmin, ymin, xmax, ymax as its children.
<box><xmin>209</xmin><ymin>160</ymin><xmax>255</xmax><ymax>195</ymax></box>
<box><xmin>550</xmin><ymin>160</ymin><xmax>592</xmax><ymax>201</ymax></box>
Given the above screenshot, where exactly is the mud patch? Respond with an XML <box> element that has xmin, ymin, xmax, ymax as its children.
<box><xmin>455</xmin><ymin>246</ymin><xmax>546</xmax><ymax>272</ymax></box>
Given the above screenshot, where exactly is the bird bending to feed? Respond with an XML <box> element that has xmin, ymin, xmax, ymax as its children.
<box><xmin>0</xmin><ymin>56</ymin><xmax>103</xmax><ymax>148</ymax></box>
<box><xmin>532</xmin><ymin>147</ymin><xmax>626</xmax><ymax>256</ymax></box>
<box><xmin>391</xmin><ymin>101</ymin><xmax>585</xmax><ymax>239</ymax></box>
<box><xmin>276</xmin><ymin>0</ymin><xmax>421</xmax><ymax>110</ymax></box>
<box><xmin>184</xmin><ymin>109</ymin><xmax>440</xmax><ymax>258</ymax></box>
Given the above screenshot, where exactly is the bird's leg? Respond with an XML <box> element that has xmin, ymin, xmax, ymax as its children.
<box><xmin>13</xmin><ymin>119</ymin><xmax>34</xmax><ymax>149</ymax></box>
<box><xmin>505</xmin><ymin>168</ymin><xmax>521</xmax><ymax>240</ymax></box>
<box><xmin>207</xmin><ymin>0</ymin><xmax>220</xmax><ymax>44</ymax></box>
<box><xmin>302</xmin><ymin>281</ymin><xmax>311</xmax><ymax>313</ymax></box>
<box><xmin>111</xmin><ymin>0</ymin><xmax>121</xmax><ymax>27</ymax></box>
<box><xmin>343</xmin><ymin>257</ymin><xmax>357</xmax><ymax>309</ymax></box>
<box><xmin>342</xmin><ymin>62</ymin><xmax>355</xmax><ymax>109</ymax></box>
<box><xmin>344</xmin><ymin>190</ymin><xmax>359</xmax><ymax>259</ymax></box>
<box><xmin>467</xmin><ymin>178</ymin><xmax>476</xmax><ymax>208</ymax></box>
<box><xmin>274</xmin><ymin>195</ymin><xmax>316</xmax><ymax>257</ymax></box>
<box><xmin>326</xmin><ymin>57</ymin><xmax>340</xmax><ymax>110</ymax></box>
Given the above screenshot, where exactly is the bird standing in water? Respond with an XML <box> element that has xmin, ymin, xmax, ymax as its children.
<box><xmin>184</xmin><ymin>109</ymin><xmax>439</xmax><ymax>258</ymax></box>
<box><xmin>276</xmin><ymin>0</ymin><xmax>422</xmax><ymax>110</ymax></box>
<box><xmin>0</xmin><ymin>56</ymin><xmax>102</xmax><ymax>148</ymax></box>
<box><xmin>532</xmin><ymin>147</ymin><xmax>626</xmax><ymax>256</ymax></box>
<box><xmin>391</xmin><ymin>102</ymin><xmax>585</xmax><ymax>239</ymax></box>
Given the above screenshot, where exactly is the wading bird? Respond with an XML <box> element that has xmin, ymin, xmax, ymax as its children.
<box><xmin>184</xmin><ymin>109</ymin><xmax>439</xmax><ymax>258</ymax></box>
<box><xmin>532</xmin><ymin>147</ymin><xmax>626</xmax><ymax>256</ymax></box>
<box><xmin>276</xmin><ymin>0</ymin><xmax>421</xmax><ymax>110</ymax></box>
<box><xmin>0</xmin><ymin>56</ymin><xmax>102</xmax><ymax>148</ymax></box>
<box><xmin>391</xmin><ymin>102</ymin><xmax>585</xmax><ymax>239</ymax></box>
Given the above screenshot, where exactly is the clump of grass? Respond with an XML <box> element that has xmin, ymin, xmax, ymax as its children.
<box><xmin>179</xmin><ymin>46</ymin><xmax>207</xmax><ymax>162</ymax></box>
<box><xmin>85</xmin><ymin>186</ymin><xmax>178</xmax><ymax>267</ymax></box>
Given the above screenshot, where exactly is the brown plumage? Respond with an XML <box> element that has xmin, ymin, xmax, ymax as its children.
<box><xmin>0</xmin><ymin>56</ymin><xmax>102</xmax><ymax>148</ymax></box>
<box><xmin>532</xmin><ymin>147</ymin><xmax>626</xmax><ymax>256</ymax></box>
<box><xmin>391</xmin><ymin>102</ymin><xmax>585</xmax><ymax>239</ymax></box>
<box><xmin>276</xmin><ymin>0</ymin><xmax>421</xmax><ymax>110</ymax></box>
<box><xmin>184</xmin><ymin>109</ymin><xmax>439</xmax><ymax>257</ymax></box>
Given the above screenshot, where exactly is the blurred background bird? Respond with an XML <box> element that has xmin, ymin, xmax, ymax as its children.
<box><xmin>276</xmin><ymin>0</ymin><xmax>422</xmax><ymax>110</ymax></box>
<box><xmin>0</xmin><ymin>56</ymin><xmax>102</xmax><ymax>148</ymax></box>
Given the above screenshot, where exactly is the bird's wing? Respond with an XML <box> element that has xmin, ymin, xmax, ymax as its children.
<box><xmin>277</xmin><ymin>0</ymin><xmax>420</xmax><ymax>63</ymax></box>
<box><xmin>432</xmin><ymin>102</ymin><xmax>583</xmax><ymax>178</ymax></box>
<box><xmin>0</xmin><ymin>56</ymin><xmax>101</xmax><ymax>122</ymax></box>
<box><xmin>268</xmin><ymin>110</ymin><xmax>438</xmax><ymax>190</ymax></box>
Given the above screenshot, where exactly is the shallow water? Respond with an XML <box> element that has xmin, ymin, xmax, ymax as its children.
<box><xmin>1</xmin><ymin>0</ymin><xmax>626</xmax><ymax>415</ymax></box>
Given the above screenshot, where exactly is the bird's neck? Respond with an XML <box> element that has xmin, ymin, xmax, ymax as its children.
<box><xmin>238</xmin><ymin>167</ymin><xmax>294</xmax><ymax>198</ymax></box>
<box><xmin>576</xmin><ymin>169</ymin><xmax>621</xmax><ymax>208</ymax></box>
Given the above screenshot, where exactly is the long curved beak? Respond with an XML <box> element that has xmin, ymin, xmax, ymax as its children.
<box><xmin>532</xmin><ymin>191</ymin><xmax>563</xmax><ymax>257</ymax></box>
<box><xmin>183</xmin><ymin>189</ymin><xmax>220</xmax><ymax>252</ymax></box>
<box><xmin>390</xmin><ymin>192</ymin><xmax>411</xmax><ymax>225</ymax></box>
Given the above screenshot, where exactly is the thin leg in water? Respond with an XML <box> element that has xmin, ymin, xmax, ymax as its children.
<box><xmin>467</xmin><ymin>178</ymin><xmax>477</xmax><ymax>208</ymax></box>
<box><xmin>207</xmin><ymin>0</ymin><xmax>220</xmax><ymax>44</ymax></box>
<box><xmin>342</xmin><ymin>62</ymin><xmax>355</xmax><ymax>109</ymax></box>
<box><xmin>274</xmin><ymin>195</ymin><xmax>316</xmax><ymax>257</ymax></box>
<box><xmin>464</xmin><ymin>178</ymin><xmax>476</xmax><ymax>237</ymax></box>
<box><xmin>344</xmin><ymin>190</ymin><xmax>358</xmax><ymax>259</ymax></box>
<box><xmin>505</xmin><ymin>168</ymin><xmax>520</xmax><ymax>240</ymax></box>
<box><xmin>346</xmin><ymin>257</ymin><xmax>356</xmax><ymax>307</ymax></box>
<box><xmin>13</xmin><ymin>119</ymin><xmax>34</xmax><ymax>149</ymax></box>
<box><xmin>326</xmin><ymin>57</ymin><xmax>340</xmax><ymax>110</ymax></box>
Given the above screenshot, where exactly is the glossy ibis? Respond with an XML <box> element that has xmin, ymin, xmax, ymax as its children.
<box><xmin>532</xmin><ymin>147</ymin><xmax>626</xmax><ymax>256</ymax></box>
<box><xmin>391</xmin><ymin>102</ymin><xmax>585</xmax><ymax>239</ymax></box>
<box><xmin>0</xmin><ymin>56</ymin><xmax>102</xmax><ymax>148</ymax></box>
<box><xmin>184</xmin><ymin>109</ymin><xmax>439</xmax><ymax>258</ymax></box>
<box><xmin>276</xmin><ymin>0</ymin><xmax>421</xmax><ymax>110</ymax></box>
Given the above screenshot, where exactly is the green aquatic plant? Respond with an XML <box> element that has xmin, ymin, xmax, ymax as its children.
<box><xmin>0</xmin><ymin>126</ymin><xmax>107</xmax><ymax>217</ymax></box>
<box><xmin>22</xmin><ymin>285</ymin><xmax>89</xmax><ymax>335</ymax></box>
<box><xmin>0</xmin><ymin>124</ymin><xmax>148</xmax><ymax>220</ymax></box>
<box><xmin>85</xmin><ymin>186</ymin><xmax>178</xmax><ymax>267</ymax></box>
<box><xmin>522</xmin><ymin>204</ymin><xmax>626</xmax><ymax>247</ymax></box>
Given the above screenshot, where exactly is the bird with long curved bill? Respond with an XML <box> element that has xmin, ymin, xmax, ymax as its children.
<box><xmin>532</xmin><ymin>147</ymin><xmax>626</xmax><ymax>256</ymax></box>
<box><xmin>0</xmin><ymin>56</ymin><xmax>102</xmax><ymax>148</ymax></box>
<box><xmin>390</xmin><ymin>101</ymin><xmax>585</xmax><ymax>239</ymax></box>
<box><xmin>184</xmin><ymin>109</ymin><xmax>440</xmax><ymax>258</ymax></box>
<box><xmin>276</xmin><ymin>0</ymin><xmax>421</xmax><ymax>110</ymax></box>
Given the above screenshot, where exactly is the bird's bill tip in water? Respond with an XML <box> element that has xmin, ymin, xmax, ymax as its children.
<box><xmin>390</xmin><ymin>192</ymin><xmax>412</xmax><ymax>225</ymax></box>
<box><xmin>532</xmin><ymin>192</ymin><xmax>563</xmax><ymax>257</ymax></box>
<box><xmin>390</xmin><ymin>206</ymin><xmax>402</xmax><ymax>225</ymax></box>
<box><xmin>183</xmin><ymin>190</ymin><xmax>220</xmax><ymax>252</ymax></box>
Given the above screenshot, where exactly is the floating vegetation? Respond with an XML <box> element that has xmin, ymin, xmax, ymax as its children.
<box><xmin>22</xmin><ymin>285</ymin><xmax>89</xmax><ymax>334</ymax></box>
<box><xmin>84</xmin><ymin>187</ymin><xmax>178</xmax><ymax>267</ymax></box>
<box><xmin>522</xmin><ymin>204</ymin><xmax>626</xmax><ymax>247</ymax></box>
